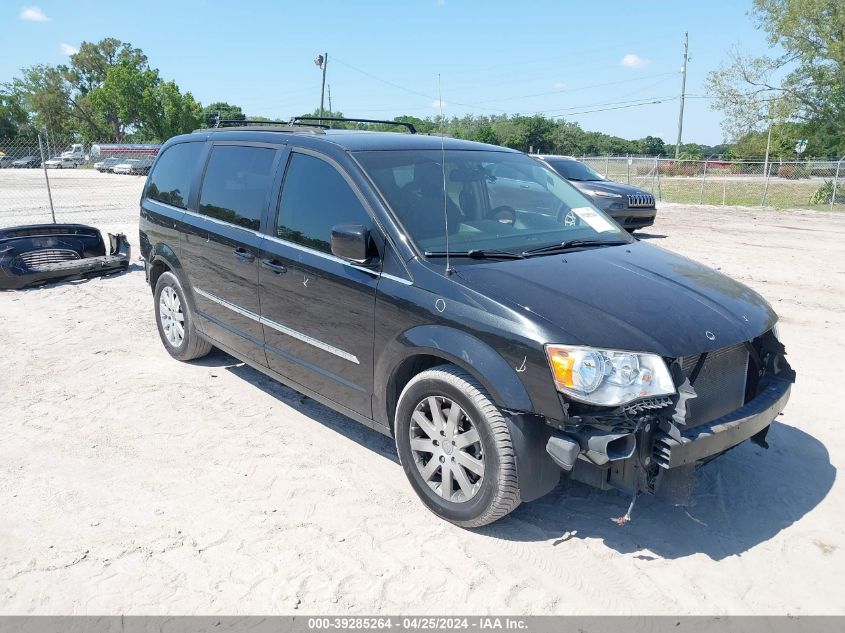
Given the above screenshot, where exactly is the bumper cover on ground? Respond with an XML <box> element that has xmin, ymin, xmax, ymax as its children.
<box><xmin>0</xmin><ymin>224</ymin><xmax>131</xmax><ymax>290</ymax></box>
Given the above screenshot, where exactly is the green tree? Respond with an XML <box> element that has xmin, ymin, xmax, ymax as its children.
<box><xmin>637</xmin><ymin>135</ymin><xmax>666</xmax><ymax>156</ymax></box>
<box><xmin>87</xmin><ymin>62</ymin><xmax>160</xmax><ymax>140</ymax></box>
<box><xmin>472</xmin><ymin>124</ymin><xmax>500</xmax><ymax>145</ymax></box>
<box><xmin>498</xmin><ymin>115</ymin><xmax>556</xmax><ymax>152</ymax></box>
<box><xmin>0</xmin><ymin>86</ymin><xmax>30</xmax><ymax>138</ymax></box>
<box><xmin>10</xmin><ymin>37</ymin><xmax>206</xmax><ymax>142</ymax></box>
<box><xmin>202</xmin><ymin>101</ymin><xmax>245</xmax><ymax>127</ymax></box>
<box><xmin>10</xmin><ymin>65</ymin><xmax>77</xmax><ymax>136</ymax></box>
<box><xmin>139</xmin><ymin>81</ymin><xmax>203</xmax><ymax>141</ymax></box>
<box><xmin>729</xmin><ymin>123</ymin><xmax>803</xmax><ymax>159</ymax></box>
<box><xmin>706</xmin><ymin>0</ymin><xmax>845</xmax><ymax>148</ymax></box>
<box><xmin>677</xmin><ymin>143</ymin><xmax>703</xmax><ymax>159</ymax></box>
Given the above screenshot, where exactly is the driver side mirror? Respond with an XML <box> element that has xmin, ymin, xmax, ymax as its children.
<box><xmin>331</xmin><ymin>223</ymin><xmax>374</xmax><ymax>265</ymax></box>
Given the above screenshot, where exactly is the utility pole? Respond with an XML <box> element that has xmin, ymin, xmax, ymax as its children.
<box><xmin>328</xmin><ymin>84</ymin><xmax>332</xmax><ymax>116</ymax></box>
<box><xmin>314</xmin><ymin>53</ymin><xmax>328</xmax><ymax>120</ymax></box>
<box><xmin>674</xmin><ymin>32</ymin><xmax>689</xmax><ymax>159</ymax></box>
<box><xmin>762</xmin><ymin>123</ymin><xmax>772</xmax><ymax>178</ymax></box>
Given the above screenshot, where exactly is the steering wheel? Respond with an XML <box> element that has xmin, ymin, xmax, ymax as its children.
<box><xmin>487</xmin><ymin>205</ymin><xmax>516</xmax><ymax>225</ymax></box>
<box><xmin>556</xmin><ymin>203</ymin><xmax>580</xmax><ymax>227</ymax></box>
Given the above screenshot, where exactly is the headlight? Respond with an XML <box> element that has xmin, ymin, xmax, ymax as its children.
<box><xmin>545</xmin><ymin>345</ymin><xmax>675</xmax><ymax>406</ymax></box>
<box><xmin>585</xmin><ymin>190</ymin><xmax>622</xmax><ymax>199</ymax></box>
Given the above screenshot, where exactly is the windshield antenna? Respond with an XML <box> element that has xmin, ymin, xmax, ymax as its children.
<box><xmin>438</xmin><ymin>74</ymin><xmax>453</xmax><ymax>275</ymax></box>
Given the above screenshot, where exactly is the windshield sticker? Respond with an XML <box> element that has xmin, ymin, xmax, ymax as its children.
<box><xmin>571</xmin><ymin>207</ymin><xmax>616</xmax><ymax>233</ymax></box>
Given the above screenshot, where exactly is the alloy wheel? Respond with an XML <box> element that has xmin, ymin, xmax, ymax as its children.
<box><xmin>159</xmin><ymin>286</ymin><xmax>185</xmax><ymax>347</ymax></box>
<box><xmin>409</xmin><ymin>396</ymin><xmax>485</xmax><ymax>503</ymax></box>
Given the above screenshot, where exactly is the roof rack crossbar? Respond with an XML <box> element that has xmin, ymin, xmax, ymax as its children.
<box><xmin>290</xmin><ymin>116</ymin><xmax>417</xmax><ymax>134</ymax></box>
<box><xmin>213</xmin><ymin>118</ymin><xmax>330</xmax><ymax>129</ymax></box>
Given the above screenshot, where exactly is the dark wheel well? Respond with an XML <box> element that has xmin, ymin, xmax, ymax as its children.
<box><xmin>148</xmin><ymin>259</ymin><xmax>169</xmax><ymax>293</ymax></box>
<box><xmin>387</xmin><ymin>354</ymin><xmax>458</xmax><ymax>434</ymax></box>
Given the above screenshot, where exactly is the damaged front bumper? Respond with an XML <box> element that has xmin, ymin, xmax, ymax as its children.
<box><xmin>544</xmin><ymin>330</ymin><xmax>795</xmax><ymax>503</ymax></box>
<box><xmin>0</xmin><ymin>224</ymin><xmax>131</xmax><ymax>290</ymax></box>
<box><xmin>653</xmin><ymin>377</ymin><xmax>791</xmax><ymax>469</ymax></box>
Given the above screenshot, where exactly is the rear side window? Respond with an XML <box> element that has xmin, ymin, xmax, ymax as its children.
<box><xmin>144</xmin><ymin>142</ymin><xmax>204</xmax><ymax>209</ymax></box>
<box><xmin>276</xmin><ymin>152</ymin><xmax>371</xmax><ymax>253</ymax></box>
<box><xmin>199</xmin><ymin>145</ymin><xmax>277</xmax><ymax>231</ymax></box>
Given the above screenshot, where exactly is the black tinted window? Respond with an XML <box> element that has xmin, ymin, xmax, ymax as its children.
<box><xmin>199</xmin><ymin>145</ymin><xmax>277</xmax><ymax>231</ymax></box>
<box><xmin>276</xmin><ymin>153</ymin><xmax>370</xmax><ymax>253</ymax></box>
<box><xmin>144</xmin><ymin>142</ymin><xmax>204</xmax><ymax>209</ymax></box>
<box><xmin>547</xmin><ymin>159</ymin><xmax>604</xmax><ymax>181</ymax></box>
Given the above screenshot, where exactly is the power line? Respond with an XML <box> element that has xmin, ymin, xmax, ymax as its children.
<box><xmin>528</xmin><ymin>75</ymin><xmax>679</xmax><ymax>115</ymax></box>
<box><xmin>358</xmin><ymin>72</ymin><xmax>681</xmax><ymax>117</ymax></box>
<box><xmin>284</xmin><ymin>55</ymin><xmax>692</xmax><ymax>122</ymax></box>
<box><xmin>331</xmin><ymin>56</ymin><xmax>436</xmax><ymax>101</ymax></box>
<box><xmin>545</xmin><ymin>94</ymin><xmax>677</xmax><ymax>115</ymax></box>
<box><xmin>439</xmin><ymin>40</ymin><xmax>672</xmax><ymax>79</ymax></box>
<box><xmin>440</xmin><ymin>52</ymin><xmax>674</xmax><ymax>92</ymax></box>
<box><xmin>463</xmin><ymin>72</ymin><xmax>678</xmax><ymax>106</ymax></box>
<box><xmin>331</xmin><ymin>55</ymin><xmax>681</xmax><ymax>114</ymax></box>
<box><xmin>549</xmin><ymin>96</ymin><xmax>680</xmax><ymax>118</ymax></box>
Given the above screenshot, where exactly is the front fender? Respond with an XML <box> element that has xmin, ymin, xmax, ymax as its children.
<box><xmin>374</xmin><ymin>324</ymin><xmax>534</xmax><ymax>428</ymax></box>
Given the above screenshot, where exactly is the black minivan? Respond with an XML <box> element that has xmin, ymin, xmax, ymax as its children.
<box><xmin>139</xmin><ymin>120</ymin><xmax>794</xmax><ymax>527</ymax></box>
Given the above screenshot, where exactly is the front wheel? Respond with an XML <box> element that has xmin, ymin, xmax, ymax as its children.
<box><xmin>395</xmin><ymin>365</ymin><xmax>521</xmax><ymax>527</ymax></box>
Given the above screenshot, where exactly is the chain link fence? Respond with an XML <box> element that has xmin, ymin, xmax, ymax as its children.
<box><xmin>2</xmin><ymin>134</ymin><xmax>845</xmax><ymax>230</ymax></box>
<box><xmin>579</xmin><ymin>155</ymin><xmax>845</xmax><ymax>211</ymax></box>
<box><xmin>0</xmin><ymin>134</ymin><xmax>156</xmax><ymax>228</ymax></box>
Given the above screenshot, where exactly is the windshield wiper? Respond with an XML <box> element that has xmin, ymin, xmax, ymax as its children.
<box><xmin>521</xmin><ymin>239</ymin><xmax>629</xmax><ymax>257</ymax></box>
<box><xmin>425</xmin><ymin>249</ymin><xmax>525</xmax><ymax>260</ymax></box>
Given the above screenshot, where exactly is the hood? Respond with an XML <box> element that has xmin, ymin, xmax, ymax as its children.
<box><xmin>570</xmin><ymin>180</ymin><xmax>650</xmax><ymax>197</ymax></box>
<box><xmin>453</xmin><ymin>241</ymin><xmax>776</xmax><ymax>358</ymax></box>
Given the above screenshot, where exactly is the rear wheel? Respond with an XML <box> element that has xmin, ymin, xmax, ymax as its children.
<box><xmin>395</xmin><ymin>365</ymin><xmax>521</xmax><ymax>527</ymax></box>
<box><xmin>153</xmin><ymin>271</ymin><xmax>212</xmax><ymax>361</ymax></box>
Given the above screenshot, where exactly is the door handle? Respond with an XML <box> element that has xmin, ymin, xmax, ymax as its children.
<box><xmin>233</xmin><ymin>248</ymin><xmax>255</xmax><ymax>262</ymax></box>
<box><xmin>261</xmin><ymin>258</ymin><xmax>287</xmax><ymax>274</ymax></box>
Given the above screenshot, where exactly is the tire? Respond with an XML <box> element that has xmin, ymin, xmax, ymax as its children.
<box><xmin>153</xmin><ymin>271</ymin><xmax>212</xmax><ymax>361</ymax></box>
<box><xmin>395</xmin><ymin>365</ymin><xmax>521</xmax><ymax>527</ymax></box>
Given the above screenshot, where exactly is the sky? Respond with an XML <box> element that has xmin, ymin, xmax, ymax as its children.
<box><xmin>2</xmin><ymin>0</ymin><xmax>776</xmax><ymax>146</ymax></box>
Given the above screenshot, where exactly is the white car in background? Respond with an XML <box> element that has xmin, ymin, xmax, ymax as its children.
<box><xmin>44</xmin><ymin>156</ymin><xmax>79</xmax><ymax>169</ymax></box>
<box><xmin>113</xmin><ymin>160</ymin><xmax>136</xmax><ymax>175</ymax></box>
<box><xmin>113</xmin><ymin>158</ymin><xmax>153</xmax><ymax>175</ymax></box>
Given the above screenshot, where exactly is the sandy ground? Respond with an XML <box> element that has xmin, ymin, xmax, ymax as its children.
<box><xmin>1</xmin><ymin>177</ymin><xmax>844</xmax><ymax>614</ymax></box>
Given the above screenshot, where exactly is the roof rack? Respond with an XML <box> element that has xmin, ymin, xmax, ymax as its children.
<box><xmin>290</xmin><ymin>116</ymin><xmax>417</xmax><ymax>134</ymax></box>
<box><xmin>213</xmin><ymin>118</ymin><xmax>329</xmax><ymax>129</ymax></box>
<box><xmin>193</xmin><ymin>119</ymin><xmax>327</xmax><ymax>134</ymax></box>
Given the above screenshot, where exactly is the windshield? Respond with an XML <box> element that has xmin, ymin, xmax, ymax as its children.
<box><xmin>355</xmin><ymin>149</ymin><xmax>629</xmax><ymax>255</ymax></box>
<box><xmin>544</xmin><ymin>159</ymin><xmax>605</xmax><ymax>181</ymax></box>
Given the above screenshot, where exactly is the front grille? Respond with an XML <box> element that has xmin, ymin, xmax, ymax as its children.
<box><xmin>627</xmin><ymin>193</ymin><xmax>655</xmax><ymax>208</ymax></box>
<box><xmin>679</xmin><ymin>342</ymin><xmax>749</xmax><ymax>428</ymax></box>
<box><xmin>17</xmin><ymin>249</ymin><xmax>80</xmax><ymax>271</ymax></box>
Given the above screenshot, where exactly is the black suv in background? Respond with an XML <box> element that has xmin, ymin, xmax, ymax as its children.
<box><xmin>536</xmin><ymin>155</ymin><xmax>657</xmax><ymax>232</ymax></box>
<box><xmin>139</xmin><ymin>120</ymin><xmax>793</xmax><ymax>527</ymax></box>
